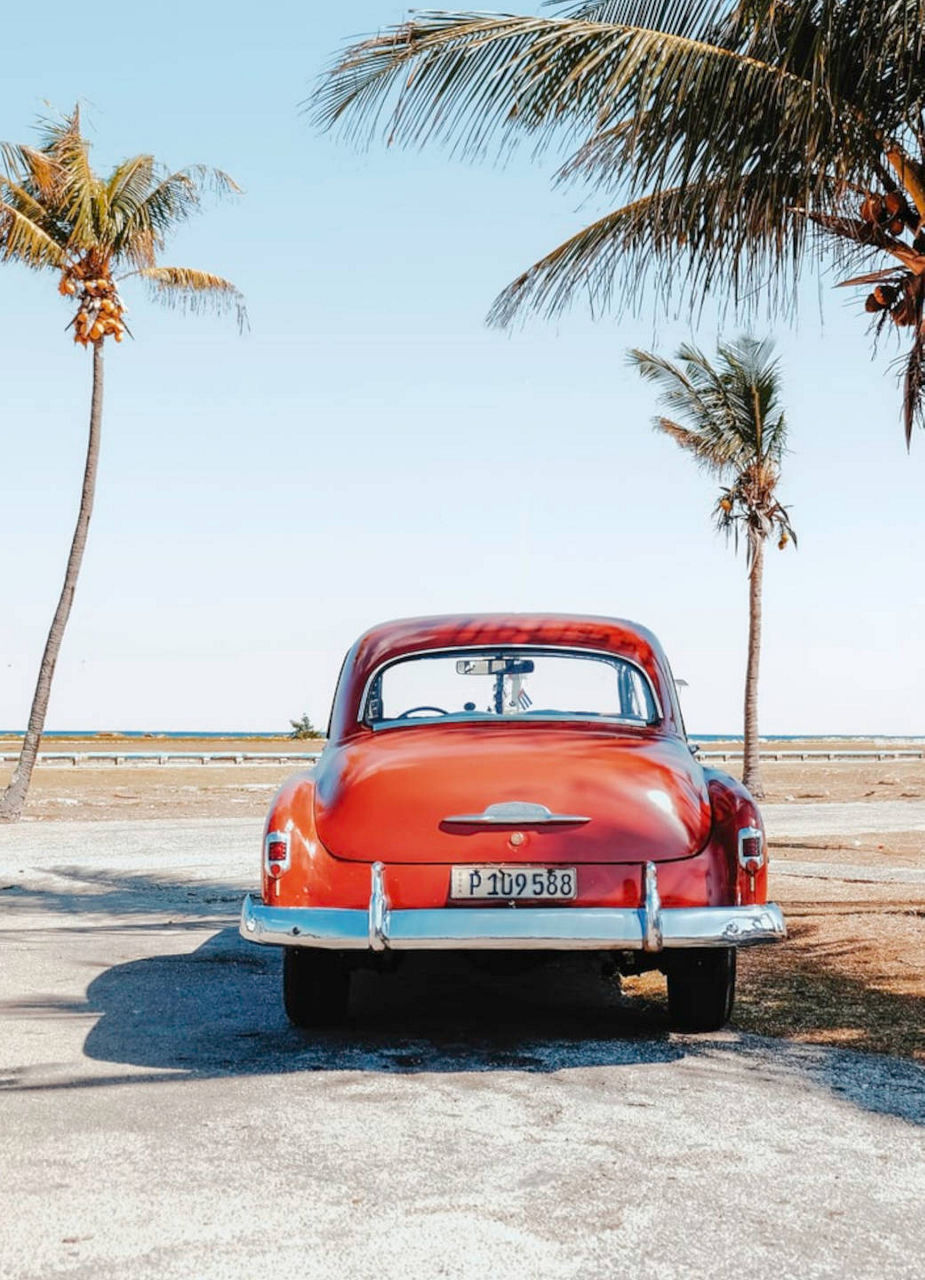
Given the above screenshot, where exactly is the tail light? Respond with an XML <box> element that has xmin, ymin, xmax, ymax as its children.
<box><xmin>737</xmin><ymin>826</ymin><xmax>764</xmax><ymax>877</ymax></box>
<box><xmin>264</xmin><ymin>829</ymin><xmax>291</xmax><ymax>879</ymax></box>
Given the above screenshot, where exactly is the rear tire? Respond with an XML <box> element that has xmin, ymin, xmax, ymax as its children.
<box><xmin>282</xmin><ymin>947</ymin><xmax>350</xmax><ymax>1028</ymax></box>
<box><xmin>667</xmin><ymin>947</ymin><xmax>736</xmax><ymax>1032</ymax></box>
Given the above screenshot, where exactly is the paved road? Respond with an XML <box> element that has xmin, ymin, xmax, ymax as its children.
<box><xmin>1</xmin><ymin>815</ymin><xmax>923</xmax><ymax>1280</ymax></box>
<box><xmin>764</xmin><ymin>799</ymin><xmax>925</xmax><ymax>837</ymax></box>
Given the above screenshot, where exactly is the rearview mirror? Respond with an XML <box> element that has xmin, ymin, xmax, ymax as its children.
<box><xmin>456</xmin><ymin>657</ymin><xmax>535</xmax><ymax>676</ymax></box>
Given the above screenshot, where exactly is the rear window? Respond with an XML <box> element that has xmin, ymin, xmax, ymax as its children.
<box><xmin>364</xmin><ymin>648</ymin><xmax>659</xmax><ymax>728</ymax></box>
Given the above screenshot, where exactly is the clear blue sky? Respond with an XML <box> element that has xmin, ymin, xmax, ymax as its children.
<box><xmin>0</xmin><ymin>1</ymin><xmax>922</xmax><ymax>735</ymax></box>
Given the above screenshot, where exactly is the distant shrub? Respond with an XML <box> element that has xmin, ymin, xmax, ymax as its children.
<box><xmin>289</xmin><ymin>713</ymin><xmax>320</xmax><ymax>740</ymax></box>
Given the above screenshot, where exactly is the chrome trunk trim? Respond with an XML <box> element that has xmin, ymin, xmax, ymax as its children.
<box><xmin>442</xmin><ymin>801</ymin><xmax>590</xmax><ymax>826</ymax></box>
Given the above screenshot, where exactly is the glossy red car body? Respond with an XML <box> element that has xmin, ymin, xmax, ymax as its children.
<box><xmin>261</xmin><ymin>614</ymin><xmax>767</xmax><ymax>911</ymax></box>
<box><xmin>241</xmin><ymin>614</ymin><xmax>785</xmax><ymax>1029</ymax></box>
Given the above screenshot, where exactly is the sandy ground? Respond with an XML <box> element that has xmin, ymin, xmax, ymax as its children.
<box><xmin>1</xmin><ymin>744</ymin><xmax>923</xmax><ymax>1278</ymax></box>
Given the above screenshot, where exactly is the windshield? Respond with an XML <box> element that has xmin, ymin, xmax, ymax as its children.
<box><xmin>364</xmin><ymin>648</ymin><xmax>659</xmax><ymax>728</ymax></box>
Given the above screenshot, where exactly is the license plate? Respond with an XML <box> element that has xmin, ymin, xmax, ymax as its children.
<box><xmin>450</xmin><ymin>866</ymin><xmax>577</xmax><ymax>901</ymax></box>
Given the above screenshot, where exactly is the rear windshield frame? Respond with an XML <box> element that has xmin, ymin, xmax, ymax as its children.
<box><xmin>358</xmin><ymin>644</ymin><xmax>663</xmax><ymax>730</ymax></box>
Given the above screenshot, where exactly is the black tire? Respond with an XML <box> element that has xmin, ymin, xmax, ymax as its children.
<box><xmin>282</xmin><ymin>947</ymin><xmax>350</xmax><ymax>1029</ymax></box>
<box><xmin>667</xmin><ymin>947</ymin><xmax>736</xmax><ymax>1032</ymax></box>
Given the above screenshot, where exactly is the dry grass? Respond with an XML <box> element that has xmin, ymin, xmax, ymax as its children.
<box><xmin>625</xmin><ymin>863</ymin><xmax>925</xmax><ymax>1062</ymax></box>
<box><xmin>733</xmin><ymin>903</ymin><xmax>925</xmax><ymax>1061</ymax></box>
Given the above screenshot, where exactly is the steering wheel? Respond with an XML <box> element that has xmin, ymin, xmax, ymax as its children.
<box><xmin>397</xmin><ymin>705</ymin><xmax>449</xmax><ymax>718</ymax></box>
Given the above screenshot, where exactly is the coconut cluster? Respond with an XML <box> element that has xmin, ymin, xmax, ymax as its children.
<box><xmin>856</xmin><ymin>190</ymin><xmax>925</xmax><ymax>327</ymax></box>
<box><xmin>59</xmin><ymin>270</ymin><xmax>126</xmax><ymax>345</ymax></box>
<box><xmin>863</xmin><ymin>276</ymin><xmax>921</xmax><ymax>327</ymax></box>
<box><xmin>717</xmin><ymin>489</ymin><xmax>792</xmax><ymax>552</ymax></box>
<box><xmin>859</xmin><ymin>190</ymin><xmax>910</xmax><ymax>237</ymax></box>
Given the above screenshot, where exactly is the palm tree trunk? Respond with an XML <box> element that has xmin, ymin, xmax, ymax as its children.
<box><xmin>0</xmin><ymin>343</ymin><xmax>104</xmax><ymax>823</ymax></box>
<box><xmin>742</xmin><ymin>536</ymin><xmax>765</xmax><ymax>799</ymax></box>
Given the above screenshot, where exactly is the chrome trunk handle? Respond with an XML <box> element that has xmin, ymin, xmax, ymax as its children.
<box><xmin>442</xmin><ymin>801</ymin><xmax>590</xmax><ymax>826</ymax></box>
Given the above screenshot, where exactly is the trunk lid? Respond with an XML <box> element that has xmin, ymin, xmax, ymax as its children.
<box><xmin>313</xmin><ymin>724</ymin><xmax>710</xmax><ymax>865</ymax></box>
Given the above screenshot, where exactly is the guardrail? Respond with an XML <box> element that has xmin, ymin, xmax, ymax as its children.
<box><xmin>699</xmin><ymin>749</ymin><xmax>925</xmax><ymax>761</ymax></box>
<box><xmin>0</xmin><ymin>751</ymin><xmax>324</xmax><ymax>766</ymax></box>
<box><xmin>1</xmin><ymin>748</ymin><xmax>922</xmax><ymax>766</ymax></box>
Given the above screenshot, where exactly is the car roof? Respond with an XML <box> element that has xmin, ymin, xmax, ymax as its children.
<box><xmin>327</xmin><ymin>613</ymin><xmax>683</xmax><ymax>742</ymax></box>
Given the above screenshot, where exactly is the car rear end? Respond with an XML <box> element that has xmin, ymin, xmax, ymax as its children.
<box><xmin>239</xmin><ymin>617</ymin><xmax>785</xmax><ymax>1030</ymax></box>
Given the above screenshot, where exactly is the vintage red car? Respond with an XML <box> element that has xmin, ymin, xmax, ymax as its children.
<box><xmin>240</xmin><ymin>614</ymin><xmax>785</xmax><ymax>1031</ymax></box>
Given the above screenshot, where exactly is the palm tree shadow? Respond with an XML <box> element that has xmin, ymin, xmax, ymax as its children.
<box><xmin>0</xmin><ymin>867</ymin><xmax>244</xmax><ymax>919</ymax></box>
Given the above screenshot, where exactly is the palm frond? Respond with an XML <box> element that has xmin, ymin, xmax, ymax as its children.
<box><xmin>628</xmin><ymin>345</ymin><xmax>726</xmax><ymax>433</ymax></box>
<box><xmin>39</xmin><ymin>107</ymin><xmax>101</xmax><ymax>250</ymax></box>
<box><xmin>836</xmin><ymin>266</ymin><xmax>906</xmax><ymax>288</ymax></box>
<box><xmin>312</xmin><ymin>8</ymin><xmax>828</xmax><ymax>166</ymax></box>
<box><xmin>714</xmin><ymin>334</ymin><xmax>785</xmax><ymax>455</ymax></box>
<box><xmin>548</xmin><ymin>2</ymin><xmax>720</xmax><ymax>26</ymax></box>
<box><xmin>115</xmin><ymin>166</ymin><xmax>240</xmax><ymax>263</ymax></box>
<box><xmin>106</xmin><ymin>155</ymin><xmax>156</xmax><ymax>220</ymax></box>
<box><xmin>0</xmin><ymin>143</ymin><xmax>61</xmax><ymax>200</ymax></box>
<box><xmin>631</xmin><ymin>333</ymin><xmax>790</xmax><ymax>537</ymax></box>
<box><xmin>0</xmin><ymin>192</ymin><xmax>67</xmax><ymax>267</ymax></box>
<box><xmin>313</xmin><ymin>6</ymin><xmax>883</xmax><ymax>218</ymax></box>
<box><xmin>903</xmin><ymin>322</ymin><xmax>925</xmax><ymax>447</ymax></box>
<box><xmin>651</xmin><ymin>415</ymin><xmax>730</xmax><ymax>473</ymax></box>
<box><xmin>678</xmin><ymin>340</ymin><xmax>757</xmax><ymax>448</ymax></box>
<box><xmin>0</xmin><ymin>172</ymin><xmax>63</xmax><ymax>241</ymax></box>
<box><xmin>316</xmin><ymin>4</ymin><xmax>925</xmax><ymax>438</ymax></box>
<box><xmin>489</xmin><ymin>174</ymin><xmax>808</xmax><ymax>325</ymax></box>
<box><xmin>132</xmin><ymin>265</ymin><xmax>248</xmax><ymax>331</ymax></box>
<box><xmin>631</xmin><ymin>342</ymin><xmax>760</xmax><ymax>470</ymax></box>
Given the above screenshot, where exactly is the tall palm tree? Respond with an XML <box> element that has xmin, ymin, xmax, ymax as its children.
<box><xmin>628</xmin><ymin>336</ymin><xmax>795</xmax><ymax>797</ymax></box>
<box><xmin>0</xmin><ymin>108</ymin><xmax>245</xmax><ymax>822</ymax></box>
<box><xmin>315</xmin><ymin>1</ymin><xmax>925</xmax><ymax>442</ymax></box>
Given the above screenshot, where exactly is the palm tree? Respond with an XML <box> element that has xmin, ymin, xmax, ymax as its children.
<box><xmin>315</xmin><ymin>1</ymin><xmax>925</xmax><ymax>442</ymax></box>
<box><xmin>0</xmin><ymin>108</ymin><xmax>245</xmax><ymax>822</ymax></box>
<box><xmin>628</xmin><ymin>336</ymin><xmax>795</xmax><ymax>798</ymax></box>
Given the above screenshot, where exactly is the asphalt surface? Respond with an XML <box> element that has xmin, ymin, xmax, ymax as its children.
<box><xmin>764</xmin><ymin>799</ymin><xmax>925</xmax><ymax>837</ymax></box>
<box><xmin>1</xmin><ymin>814</ymin><xmax>924</xmax><ymax>1280</ymax></box>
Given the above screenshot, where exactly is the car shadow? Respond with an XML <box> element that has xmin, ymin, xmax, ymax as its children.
<box><xmin>77</xmin><ymin>928</ymin><xmax>683</xmax><ymax>1075</ymax></box>
<box><xmin>4</xmin><ymin>925</ymin><xmax>923</xmax><ymax>1126</ymax></box>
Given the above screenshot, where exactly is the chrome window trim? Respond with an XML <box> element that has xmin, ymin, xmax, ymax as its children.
<box><xmin>356</xmin><ymin>643</ymin><xmax>664</xmax><ymax>727</ymax></box>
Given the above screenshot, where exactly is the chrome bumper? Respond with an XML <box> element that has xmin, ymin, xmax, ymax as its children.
<box><xmin>239</xmin><ymin>861</ymin><xmax>786</xmax><ymax>953</ymax></box>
